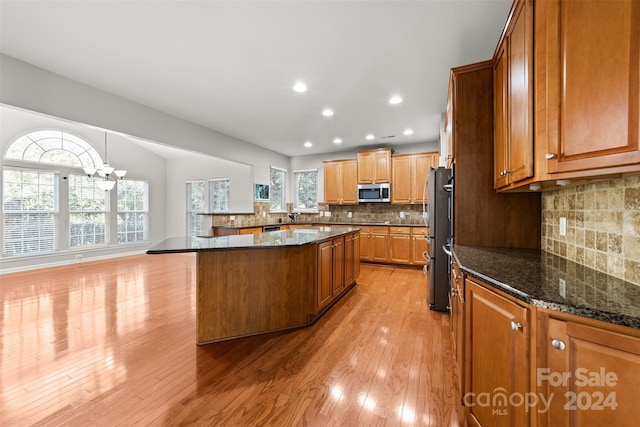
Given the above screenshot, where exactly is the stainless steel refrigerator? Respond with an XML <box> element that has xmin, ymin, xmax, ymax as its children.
<box><xmin>425</xmin><ymin>167</ymin><xmax>452</xmax><ymax>312</ymax></box>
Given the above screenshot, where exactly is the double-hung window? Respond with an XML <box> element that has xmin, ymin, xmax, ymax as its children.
<box><xmin>209</xmin><ymin>178</ymin><xmax>230</xmax><ymax>213</ymax></box>
<box><xmin>2</xmin><ymin>169</ymin><xmax>57</xmax><ymax>255</ymax></box>
<box><xmin>269</xmin><ymin>166</ymin><xmax>286</xmax><ymax>212</ymax></box>
<box><xmin>293</xmin><ymin>169</ymin><xmax>318</xmax><ymax>212</ymax></box>
<box><xmin>68</xmin><ymin>174</ymin><xmax>107</xmax><ymax>247</ymax></box>
<box><xmin>186</xmin><ymin>181</ymin><xmax>205</xmax><ymax>236</ymax></box>
<box><xmin>117</xmin><ymin>179</ymin><xmax>148</xmax><ymax>243</ymax></box>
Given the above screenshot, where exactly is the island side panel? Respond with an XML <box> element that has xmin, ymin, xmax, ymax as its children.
<box><xmin>196</xmin><ymin>245</ymin><xmax>316</xmax><ymax>343</ymax></box>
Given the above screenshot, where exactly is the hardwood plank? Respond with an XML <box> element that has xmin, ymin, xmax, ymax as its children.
<box><xmin>0</xmin><ymin>254</ymin><xmax>463</xmax><ymax>426</ymax></box>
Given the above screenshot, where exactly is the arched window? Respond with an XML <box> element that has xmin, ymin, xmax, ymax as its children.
<box><xmin>5</xmin><ymin>130</ymin><xmax>103</xmax><ymax>169</ymax></box>
<box><xmin>2</xmin><ymin>130</ymin><xmax>149</xmax><ymax>257</ymax></box>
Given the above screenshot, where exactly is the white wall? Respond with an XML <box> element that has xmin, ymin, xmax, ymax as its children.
<box><xmin>0</xmin><ymin>54</ymin><xmax>290</xmax><ymax>190</ymax></box>
<box><xmin>165</xmin><ymin>154</ymin><xmax>253</xmax><ymax>237</ymax></box>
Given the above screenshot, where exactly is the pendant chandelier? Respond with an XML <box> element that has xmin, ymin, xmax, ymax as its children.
<box><xmin>83</xmin><ymin>132</ymin><xmax>127</xmax><ymax>191</ymax></box>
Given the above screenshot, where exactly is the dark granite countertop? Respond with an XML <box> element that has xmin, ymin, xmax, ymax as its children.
<box><xmin>147</xmin><ymin>227</ymin><xmax>360</xmax><ymax>254</ymax></box>
<box><xmin>214</xmin><ymin>221</ymin><xmax>425</xmax><ymax>229</ymax></box>
<box><xmin>453</xmin><ymin>245</ymin><xmax>640</xmax><ymax>330</ymax></box>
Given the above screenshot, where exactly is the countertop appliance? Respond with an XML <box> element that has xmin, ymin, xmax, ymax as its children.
<box><xmin>425</xmin><ymin>167</ymin><xmax>452</xmax><ymax>312</ymax></box>
<box><xmin>357</xmin><ymin>183</ymin><xmax>390</xmax><ymax>203</ymax></box>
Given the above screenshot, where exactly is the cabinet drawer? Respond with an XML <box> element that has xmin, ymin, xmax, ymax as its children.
<box><xmin>389</xmin><ymin>226</ymin><xmax>411</xmax><ymax>235</ymax></box>
<box><xmin>411</xmin><ymin>227</ymin><xmax>429</xmax><ymax>237</ymax></box>
<box><xmin>370</xmin><ymin>226</ymin><xmax>389</xmax><ymax>234</ymax></box>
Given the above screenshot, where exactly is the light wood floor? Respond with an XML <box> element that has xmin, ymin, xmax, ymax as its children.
<box><xmin>1</xmin><ymin>254</ymin><xmax>463</xmax><ymax>426</ymax></box>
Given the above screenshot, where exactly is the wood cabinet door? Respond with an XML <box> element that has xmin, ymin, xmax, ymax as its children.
<box><xmin>359</xmin><ymin>228</ymin><xmax>372</xmax><ymax>261</ymax></box>
<box><xmin>332</xmin><ymin>237</ymin><xmax>345</xmax><ymax>295</ymax></box>
<box><xmin>341</xmin><ymin>160</ymin><xmax>358</xmax><ymax>204</ymax></box>
<box><xmin>371</xmin><ymin>232</ymin><xmax>389</xmax><ymax>262</ymax></box>
<box><xmin>465</xmin><ymin>279</ymin><xmax>530</xmax><ymax>427</ymax></box>
<box><xmin>389</xmin><ymin>233</ymin><xmax>411</xmax><ymax>264</ymax></box>
<box><xmin>373</xmin><ymin>149</ymin><xmax>391</xmax><ymax>183</ymax></box>
<box><xmin>507</xmin><ymin>0</ymin><xmax>534</xmax><ymax>183</ymax></box>
<box><xmin>323</xmin><ymin>161</ymin><xmax>341</xmax><ymax>204</ymax></box>
<box><xmin>352</xmin><ymin>232</ymin><xmax>360</xmax><ymax>279</ymax></box>
<box><xmin>344</xmin><ymin>233</ymin><xmax>354</xmax><ymax>286</ymax></box>
<box><xmin>540</xmin><ymin>318</ymin><xmax>640</xmax><ymax>426</ymax></box>
<box><xmin>357</xmin><ymin>151</ymin><xmax>374</xmax><ymax>183</ymax></box>
<box><xmin>494</xmin><ymin>40</ymin><xmax>510</xmax><ymax>189</ymax></box>
<box><xmin>391</xmin><ymin>155</ymin><xmax>413</xmax><ymax>203</ymax></box>
<box><xmin>413</xmin><ymin>153</ymin><xmax>434</xmax><ymax>204</ymax></box>
<box><xmin>543</xmin><ymin>0</ymin><xmax>640</xmax><ymax>173</ymax></box>
<box><xmin>316</xmin><ymin>240</ymin><xmax>333</xmax><ymax>311</ymax></box>
<box><xmin>411</xmin><ymin>228</ymin><xmax>429</xmax><ymax>265</ymax></box>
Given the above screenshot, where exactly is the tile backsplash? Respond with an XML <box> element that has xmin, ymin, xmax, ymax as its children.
<box><xmin>210</xmin><ymin>202</ymin><xmax>427</xmax><ymax>227</ymax></box>
<box><xmin>542</xmin><ymin>175</ymin><xmax>640</xmax><ymax>286</ymax></box>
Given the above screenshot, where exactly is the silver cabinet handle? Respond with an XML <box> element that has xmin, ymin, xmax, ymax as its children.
<box><xmin>545</xmin><ymin>153</ymin><xmax>558</xmax><ymax>160</ymax></box>
<box><xmin>510</xmin><ymin>321</ymin><xmax>523</xmax><ymax>331</ymax></box>
<box><xmin>451</xmin><ymin>288</ymin><xmax>458</xmax><ymax>297</ymax></box>
<box><xmin>551</xmin><ymin>339</ymin><xmax>566</xmax><ymax>350</ymax></box>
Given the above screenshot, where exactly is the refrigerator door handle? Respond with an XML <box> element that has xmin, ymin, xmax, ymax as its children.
<box><xmin>442</xmin><ymin>243</ymin><xmax>452</xmax><ymax>257</ymax></box>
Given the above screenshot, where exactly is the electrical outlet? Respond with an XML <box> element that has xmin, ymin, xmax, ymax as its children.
<box><xmin>325</xmin><ymin>211</ymin><xmax>331</xmax><ymax>217</ymax></box>
<box><xmin>319</xmin><ymin>211</ymin><xmax>324</xmax><ymax>217</ymax></box>
<box><xmin>347</xmin><ymin>212</ymin><xmax>352</xmax><ymax>218</ymax></box>
<box><xmin>422</xmin><ymin>212</ymin><xmax>428</xmax><ymax>219</ymax></box>
<box><xmin>559</xmin><ymin>278</ymin><xmax>566</xmax><ymax>298</ymax></box>
<box><xmin>559</xmin><ymin>217</ymin><xmax>567</xmax><ymax>236</ymax></box>
<box><xmin>399</xmin><ymin>211</ymin><xmax>405</xmax><ymax>219</ymax></box>
<box><xmin>229</xmin><ymin>215</ymin><xmax>235</xmax><ymax>221</ymax></box>
<box><xmin>74</xmin><ymin>254</ymin><xmax>83</xmax><ymax>260</ymax></box>
<box><xmin>263</xmin><ymin>211</ymin><xmax>266</xmax><ymax>218</ymax></box>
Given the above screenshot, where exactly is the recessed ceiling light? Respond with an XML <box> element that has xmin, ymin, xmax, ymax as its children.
<box><xmin>403</xmin><ymin>128</ymin><xmax>414</xmax><ymax>135</ymax></box>
<box><xmin>304</xmin><ymin>141</ymin><xmax>313</xmax><ymax>148</ymax></box>
<box><xmin>389</xmin><ymin>95</ymin><xmax>403</xmax><ymax>105</ymax></box>
<box><xmin>365</xmin><ymin>134</ymin><xmax>375</xmax><ymax>141</ymax></box>
<box><xmin>333</xmin><ymin>138</ymin><xmax>343</xmax><ymax>144</ymax></box>
<box><xmin>293</xmin><ymin>82</ymin><xmax>307</xmax><ymax>93</ymax></box>
<box><xmin>322</xmin><ymin>108</ymin><xmax>334</xmax><ymax>117</ymax></box>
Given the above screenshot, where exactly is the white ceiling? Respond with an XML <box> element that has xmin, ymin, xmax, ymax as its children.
<box><xmin>0</xmin><ymin>0</ymin><xmax>511</xmax><ymax>158</ymax></box>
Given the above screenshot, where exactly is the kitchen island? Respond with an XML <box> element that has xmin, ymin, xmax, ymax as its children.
<box><xmin>148</xmin><ymin>227</ymin><xmax>360</xmax><ymax>344</ymax></box>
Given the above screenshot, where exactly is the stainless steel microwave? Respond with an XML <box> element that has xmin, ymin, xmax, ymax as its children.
<box><xmin>357</xmin><ymin>183</ymin><xmax>391</xmax><ymax>202</ymax></box>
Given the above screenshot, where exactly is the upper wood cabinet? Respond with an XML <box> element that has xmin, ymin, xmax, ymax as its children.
<box><xmin>493</xmin><ymin>0</ymin><xmax>534</xmax><ymax>189</ymax></box>
<box><xmin>391</xmin><ymin>152</ymin><xmax>438</xmax><ymax>204</ymax></box>
<box><xmin>450</xmin><ymin>61</ymin><xmax>541</xmax><ymax>248</ymax></box>
<box><xmin>538</xmin><ymin>0</ymin><xmax>640</xmax><ymax>175</ymax></box>
<box><xmin>357</xmin><ymin>148</ymin><xmax>392</xmax><ymax>184</ymax></box>
<box><xmin>323</xmin><ymin>159</ymin><xmax>358</xmax><ymax>205</ymax></box>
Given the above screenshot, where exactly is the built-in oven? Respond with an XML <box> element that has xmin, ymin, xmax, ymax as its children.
<box><xmin>357</xmin><ymin>183</ymin><xmax>391</xmax><ymax>203</ymax></box>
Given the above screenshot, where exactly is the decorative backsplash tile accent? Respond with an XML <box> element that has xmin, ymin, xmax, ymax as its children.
<box><xmin>210</xmin><ymin>202</ymin><xmax>427</xmax><ymax>227</ymax></box>
<box><xmin>542</xmin><ymin>175</ymin><xmax>640</xmax><ymax>286</ymax></box>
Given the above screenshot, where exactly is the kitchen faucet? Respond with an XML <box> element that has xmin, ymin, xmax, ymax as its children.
<box><xmin>288</xmin><ymin>213</ymin><xmax>299</xmax><ymax>222</ymax></box>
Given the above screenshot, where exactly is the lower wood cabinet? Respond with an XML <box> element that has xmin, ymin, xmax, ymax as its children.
<box><xmin>370</xmin><ymin>226</ymin><xmax>389</xmax><ymax>262</ymax></box>
<box><xmin>461</xmin><ymin>275</ymin><xmax>640</xmax><ymax>427</ymax></box>
<box><xmin>465</xmin><ymin>278</ymin><xmax>531</xmax><ymax>427</ymax></box>
<box><xmin>344</xmin><ymin>232</ymin><xmax>360</xmax><ymax>286</ymax></box>
<box><xmin>238</xmin><ymin>227</ymin><xmax>262</xmax><ymax>235</ymax></box>
<box><xmin>411</xmin><ymin>227</ymin><xmax>429</xmax><ymax>266</ymax></box>
<box><xmin>389</xmin><ymin>226</ymin><xmax>411</xmax><ymax>264</ymax></box>
<box><xmin>451</xmin><ymin>258</ymin><xmax>465</xmax><ymax>394</ymax></box>
<box><xmin>316</xmin><ymin>232</ymin><xmax>360</xmax><ymax>313</ymax></box>
<box><xmin>537</xmin><ymin>312</ymin><xmax>640</xmax><ymax>426</ymax></box>
<box><xmin>359</xmin><ymin>226</ymin><xmax>372</xmax><ymax>261</ymax></box>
